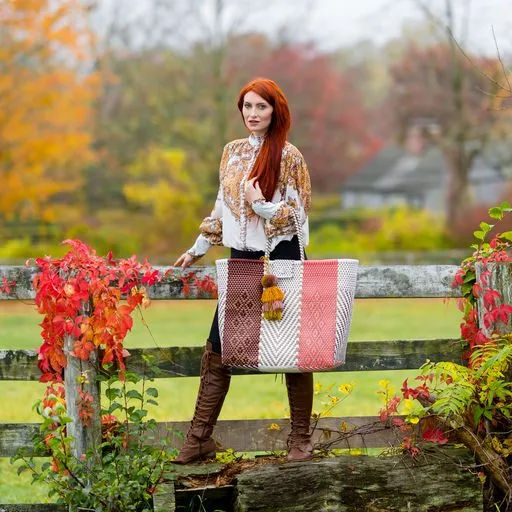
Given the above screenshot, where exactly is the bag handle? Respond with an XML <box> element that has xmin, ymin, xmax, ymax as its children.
<box><xmin>264</xmin><ymin>208</ymin><xmax>305</xmax><ymax>262</ymax></box>
<box><xmin>261</xmin><ymin>209</ymin><xmax>303</xmax><ymax>321</ymax></box>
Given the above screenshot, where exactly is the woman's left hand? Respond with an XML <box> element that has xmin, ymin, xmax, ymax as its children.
<box><xmin>245</xmin><ymin>177</ymin><xmax>265</xmax><ymax>204</ymax></box>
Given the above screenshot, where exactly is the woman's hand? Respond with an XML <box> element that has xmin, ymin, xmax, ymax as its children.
<box><xmin>174</xmin><ymin>252</ymin><xmax>202</xmax><ymax>269</ymax></box>
<box><xmin>245</xmin><ymin>177</ymin><xmax>265</xmax><ymax>204</ymax></box>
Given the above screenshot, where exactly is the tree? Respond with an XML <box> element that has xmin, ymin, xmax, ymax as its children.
<box><xmin>388</xmin><ymin>0</ymin><xmax>508</xmax><ymax>229</ymax></box>
<box><xmin>0</xmin><ymin>0</ymin><xmax>98</xmax><ymax>228</ymax></box>
<box><xmin>123</xmin><ymin>147</ymin><xmax>203</xmax><ymax>255</ymax></box>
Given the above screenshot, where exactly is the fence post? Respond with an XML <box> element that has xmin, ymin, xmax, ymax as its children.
<box><xmin>475</xmin><ymin>261</ymin><xmax>512</xmax><ymax>511</ymax></box>
<box><xmin>476</xmin><ymin>262</ymin><xmax>512</xmax><ymax>338</ymax></box>
<box><xmin>63</xmin><ymin>302</ymin><xmax>102</xmax><ymax>459</ymax></box>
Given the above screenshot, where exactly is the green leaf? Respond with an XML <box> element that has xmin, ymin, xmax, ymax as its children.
<box><xmin>105</xmin><ymin>387</ymin><xmax>122</xmax><ymax>400</ymax></box>
<box><xmin>473</xmin><ymin>406</ymin><xmax>484</xmax><ymax>426</ymax></box>
<box><xmin>147</xmin><ymin>399</ymin><xmax>159</xmax><ymax>406</ymax></box>
<box><xmin>462</xmin><ymin>271</ymin><xmax>476</xmax><ymax>284</ymax></box>
<box><xmin>146</xmin><ymin>387</ymin><xmax>158</xmax><ymax>397</ymax></box>
<box><xmin>126</xmin><ymin>390</ymin><xmax>143</xmax><ymax>400</ymax></box>
<box><xmin>488</xmin><ymin>207</ymin><xmax>503</xmax><ymax>220</ymax></box>
<box><xmin>107</xmin><ymin>402</ymin><xmax>123</xmax><ymax>413</ymax></box>
<box><xmin>125</xmin><ymin>372</ymin><xmax>141</xmax><ymax>384</ymax></box>
<box><xmin>499</xmin><ymin>231</ymin><xmax>512</xmax><ymax>242</ymax></box>
<box><xmin>480</xmin><ymin>222</ymin><xmax>494</xmax><ymax>233</ymax></box>
<box><xmin>473</xmin><ymin>230</ymin><xmax>485</xmax><ymax>241</ymax></box>
<box><xmin>483</xmin><ymin>409</ymin><xmax>493</xmax><ymax>420</ymax></box>
<box><xmin>17</xmin><ymin>465</ymin><xmax>29</xmax><ymax>475</ymax></box>
<box><xmin>461</xmin><ymin>282</ymin><xmax>474</xmax><ymax>297</ymax></box>
<box><xmin>129</xmin><ymin>409</ymin><xmax>148</xmax><ymax>422</ymax></box>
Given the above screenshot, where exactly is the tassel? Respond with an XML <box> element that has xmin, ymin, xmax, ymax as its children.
<box><xmin>261</xmin><ymin>271</ymin><xmax>285</xmax><ymax>321</ymax></box>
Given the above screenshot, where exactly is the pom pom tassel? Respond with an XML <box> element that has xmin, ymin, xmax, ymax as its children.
<box><xmin>261</xmin><ymin>273</ymin><xmax>284</xmax><ymax>321</ymax></box>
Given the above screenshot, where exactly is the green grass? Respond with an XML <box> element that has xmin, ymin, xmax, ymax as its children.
<box><xmin>0</xmin><ymin>298</ymin><xmax>462</xmax><ymax>503</ymax></box>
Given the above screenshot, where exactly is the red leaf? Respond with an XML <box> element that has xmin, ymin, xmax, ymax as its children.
<box><xmin>422</xmin><ymin>427</ymin><xmax>448</xmax><ymax>445</ymax></box>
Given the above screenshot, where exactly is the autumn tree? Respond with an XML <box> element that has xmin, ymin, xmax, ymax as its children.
<box><xmin>123</xmin><ymin>147</ymin><xmax>203</xmax><ymax>255</ymax></box>
<box><xmin>387</xmin><ymin>0</ymin><xmax>509</xmax><ymax>229</ymax></box>
<box><xmin>0</xmin><ymin>0</ymin><xmax>98</xmax><ymax>232</ymax></box>
<box><xmin>226</xmin><ymin>38</ymin><xmax>382</xmax><ymax>191</ymax></box>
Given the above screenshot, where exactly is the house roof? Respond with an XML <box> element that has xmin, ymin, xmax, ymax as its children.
<box><xmin>342</xmin><ymin>142</ymin><xmax>508</xmax><ymax>194</ymax></box>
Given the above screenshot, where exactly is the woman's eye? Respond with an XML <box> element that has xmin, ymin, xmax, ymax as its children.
<box><xmin>258</xmin><ymin>105</ymin><xmax>266</xmax><ymax>110</ymax></box>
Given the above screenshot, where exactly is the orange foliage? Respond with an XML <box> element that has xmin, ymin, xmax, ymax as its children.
<box><xmin>0</xmin><ymin>0</ymin><xmax>98</xmax><ymax>222</ymax></box>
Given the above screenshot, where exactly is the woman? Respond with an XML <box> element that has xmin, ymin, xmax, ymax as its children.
<box><xmin>173</xmin><ymin>77</ymin><xmax>313</xmax><ymax>464</ymax></box>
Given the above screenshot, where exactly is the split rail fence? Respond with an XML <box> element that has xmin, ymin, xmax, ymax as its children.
<box><xmin>0</xmin><ymin>264</ymin><xmax>486</xmax><ymax>511</ymax></box>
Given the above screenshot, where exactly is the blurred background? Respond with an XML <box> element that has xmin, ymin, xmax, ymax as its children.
<box><xmin>1</xmin><ymin>0</ymin><xmax>512</xmax><ymax>265</ymax></box>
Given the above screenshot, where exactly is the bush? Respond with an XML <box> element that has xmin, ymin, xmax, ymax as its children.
<box><xmin>308</xmin><ymin>206</ymin><xmax>450</xmax><ymax>258</ymax></box>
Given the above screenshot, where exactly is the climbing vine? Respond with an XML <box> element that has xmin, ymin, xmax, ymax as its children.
<box><xmin>379</xmin><ymin>202</ymin><xmax>512</xmax><ymax>509</ymax></box>
<box><xmin>13</xmin><ymin>240</ymin><xmax>170</xmax><ymax>511</ymax></box>
<box><xmin>33</xmin><ymin>239</ymin><xmax>160</xmax><ymax>383</ymax></box>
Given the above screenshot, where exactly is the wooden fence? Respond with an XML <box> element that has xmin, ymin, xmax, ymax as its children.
<box><xmin>0</xmin><ymin>264</ymin><xmax>485</xmax><ymax>511</ymax></box>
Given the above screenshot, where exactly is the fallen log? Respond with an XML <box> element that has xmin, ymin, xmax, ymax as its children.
<box><xmin>234</xmin><ymin>450</ymin><xmax>481</xmax><ymax>512</ymax></box>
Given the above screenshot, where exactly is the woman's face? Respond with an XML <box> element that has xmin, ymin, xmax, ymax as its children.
<box><xmin>242</xmin><ymin>90</ymin><xmax>273</xmax><ymax>136</ymax></box>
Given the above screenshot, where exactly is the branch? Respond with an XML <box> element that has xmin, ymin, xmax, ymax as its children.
<box><xmin>312</xmin><ymin>420</ymin><xmax>396</xmax><ymax>452</ymax></box>
<box><xmin>492</xmin><ymin>25</ymin><xmax>512</xmax><ymax>94</ymax></box>
<box><xmin>417</xmin><ymin>395</ymin><xmax>512</xmax><ymax>498</ymax></box>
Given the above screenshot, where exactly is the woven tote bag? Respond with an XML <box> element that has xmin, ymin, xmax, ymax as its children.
<box><xmin>216</xmin><ymin>213</ymin><xmax>358</xmax><ymax>372</ymax></box>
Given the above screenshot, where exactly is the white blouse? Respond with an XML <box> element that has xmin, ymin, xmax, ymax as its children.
<box><xmin>187</xmin><ymin>133</ymin><xmax>311</xmax><ymax>256</ymax></box>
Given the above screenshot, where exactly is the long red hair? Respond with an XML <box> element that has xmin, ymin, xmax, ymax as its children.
<box><xmin>237</xmin><ymin>78</ymin><xmax>291</xmax><ymax>200</ymax></box>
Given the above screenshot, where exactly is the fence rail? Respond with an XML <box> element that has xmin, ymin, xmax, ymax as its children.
<box><xmin>1</xmin><ymin>264</ymin><xmax>478</xmax><ymax>511</ymax></box>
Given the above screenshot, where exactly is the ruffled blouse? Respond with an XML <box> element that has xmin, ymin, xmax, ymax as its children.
<box><xmin>188</xmin><ymin>133</ymin><xmax>311</xmax><ymax>256</ymax></box>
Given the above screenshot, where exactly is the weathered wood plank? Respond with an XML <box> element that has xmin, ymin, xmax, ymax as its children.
<box><xmin>235</xmin><ymin>449</ymin><xmax>482</xmax><ymax>512</ymax></box>
<box><xmin>0</xmin><ymin>265</ymin><xmax>461</xmax><ymax>300</ymax></box>
<box><xmin>63</xmin><ymin>332</ymin><xmax>101</xmax><ymax>460</ymax></box>
<box><xmin>0</xmin><ymin>416</ymin><xmax>414</xmax><ymax>457</ymax></box>
<box><xmin>0</xmin><ymin>266</ymin><xmax>39</xmax><ymax>300</ymax></box>
<box><xmin>354</xmin><ymin>264</ymin><xmax>460</xmax><ymax>298</ymax></box>
<box><xmin>0</xmin><ymin>423</ymin><xmax>45</xmax><ymax>457</ymax></box>
<box><xmin>0</xmin><ymin>350</ymin><xmax>41</xmax><ymax>380</ymax></box>
<box><xmin>0</xmin><ymin>449</ymin><xmax>481</xmax><ymax>512</ymax></box>
<box><xmin>152</xmin><ymin>481</ymin><xmax>176</xmax><ymax>512</ymax></box>
<box><xmin>476</xmin><ymin>262</ymin><xmax>512</xmax><ymax>336</ymax></box>
<box><xmin>0</xmin><ymin>338</ymin><xmax>464</xmax><ymax>381</ymax></box>
<box><xmin>0</xmin><ymin>507</ymin><xmax>65</xmax><ymax>512</ymax></box>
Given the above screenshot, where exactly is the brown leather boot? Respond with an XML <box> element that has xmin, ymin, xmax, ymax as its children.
<box><xmin>173</xmin><ymin>341</ymin><xmax>231</xmax><ymax>464</ymax></box>
<box><xmin>285</xmin><ymin>372</ymin><xmax>314</xmax><ymax>462</ymax></box>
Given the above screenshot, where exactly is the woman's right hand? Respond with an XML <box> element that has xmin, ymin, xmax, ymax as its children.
<box><xmin>174</xmin><ymin>252</ymin><xmax>202</xmax><ymax>269</ymax></box>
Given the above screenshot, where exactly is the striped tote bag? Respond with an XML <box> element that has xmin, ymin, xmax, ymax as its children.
<box><xmin>215</xmin><ymin>215</ymin><xmax>358</xmax><ymax>372</ymax></box>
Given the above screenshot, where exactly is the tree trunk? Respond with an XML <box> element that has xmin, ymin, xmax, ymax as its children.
<box><xmin>444</xmin><ymin>145</ymin><xmax>472</xmax><ymax>230</ymax></box>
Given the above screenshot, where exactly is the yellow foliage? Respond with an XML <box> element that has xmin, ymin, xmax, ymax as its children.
<box><xmin>309</xmin><ymin>206</ymin><xmax>448</xmax><ymax>258</ymax></box>
<box><xmin>338</xmin><ymin>383</ymin><xmax>353</xmax><ymax>395</ymax></box>
<box><xmin>122</xmin><ymin>147</ymin><xmax>203</xmax><ymax>252</ymax></box>
<box><xmin>0</xmin><ymin>0</ymin><xmax>98</xmax><ymax>223</ymax></box>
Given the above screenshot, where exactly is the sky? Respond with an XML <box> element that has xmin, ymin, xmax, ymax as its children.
<box><xmin>301</xmin><ymin>0</ymin><xmax>512</xmax><ymax>54</ymax></box>
<box><xmin>96</xmin><ymin>0</ymin><xmax>512</xmax><ymax>56</ymax></box>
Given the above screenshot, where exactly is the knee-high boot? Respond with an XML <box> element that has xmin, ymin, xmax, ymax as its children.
<box><xmin>173</xmin><ymin>341</ymin><xmax>231</xmax><ymax>464</ymax></box>
<box><xmin>285</xmin><ymin>372</ymin><xmax>314</xmax><ymax>461</ymax></box>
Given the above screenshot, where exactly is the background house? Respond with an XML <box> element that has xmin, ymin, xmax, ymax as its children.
<box><xmin>340</xmin><ymin>132</ymin><xmax>511</xmax><ymax>214</ymax></box>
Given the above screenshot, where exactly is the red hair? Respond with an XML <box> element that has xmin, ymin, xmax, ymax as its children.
<box><xmin>237</xmin><ymin>78</ymin><xmax>291</xmax><ymax>200</ymax></box>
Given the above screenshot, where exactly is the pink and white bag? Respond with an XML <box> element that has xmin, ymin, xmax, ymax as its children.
<box><xmin>215</xmin><ymin>213</ymin><xmax>358</xmax><ymax>372</ymax></box>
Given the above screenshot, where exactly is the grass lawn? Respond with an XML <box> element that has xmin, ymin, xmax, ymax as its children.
<box><xmin>0</xmin><ymin>297</ymin><xmax>462</xmax><ymax>503</ymax></box>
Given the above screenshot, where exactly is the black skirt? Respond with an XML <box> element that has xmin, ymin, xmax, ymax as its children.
<box><xmin>209</xmin><ymin>236</ymin><xmax>304</xmax><ymax>354</ymax></box>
